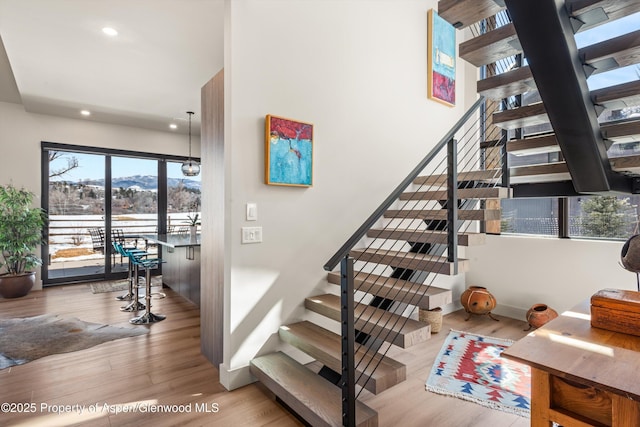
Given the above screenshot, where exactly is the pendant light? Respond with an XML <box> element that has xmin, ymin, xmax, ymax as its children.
<box><xmin>181</xmin><ymin>111</ymin><xmax>201</xmax><ymax>177</ymax></box>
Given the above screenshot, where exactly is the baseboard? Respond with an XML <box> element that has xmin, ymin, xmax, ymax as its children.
<box><xmin>492</xmin><ymin>304</ymin><xmax>527</xmax><ymax>322</ymax></box>
<box><xmin>440</xmin><ymin>300</ymin><xmax>526</xmax><ymax>323</ymax></box>
<box><xmin>219</xmin><ymin>363</ymin><xmax>255</xmax><ymax>391</ymax></box>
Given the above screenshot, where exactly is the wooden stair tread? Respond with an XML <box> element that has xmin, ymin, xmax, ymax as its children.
<box><xmin>400</xmin><ymin>187</ymin><xmax>510</xmax><ymax>200</ymax></box>
<box><xmin>459</xmin><ymin>23</ymin><xmax>521</xmax><ymax>67</ymax></box>
<box><xmin>592</xmin><ymin>80</ymin><xmax>640</xmax><ymax>109</ymax></box>
<box><xmin>477</xmin><ymin>66</ymin><xmax>535</xmax><ymax>100</ymax></box>
<box><xmin>568</xmin><ymin>0</ymin><xmax>640</xmax><ymax>32</ymax></box>
<box><xmin>480</xmin><ymin>68</ymin><xmax>640</xmax><ymax>105</ymax></box>
<box><xmin>250</xmin><ymin>352</ymin><xmax>378</xmax><ymax>427</ymax></box>
<box><xmin>492</xmin><ymin>102</ymin><xmax>549</xmax><ymax>130</ymax></box>
<box><xmin>601</xmin><ymin>118</ymin><xmax>640</xmax><ymax>142</ymax></box>
<box><xmin>384</xmin><ymin>208</ymin><xmax>501</xmax><ymax>221</ymax></box>
<box><xmin>510</xmin><ymin>162</ymin><xmax>569</xmax><ymax>177</ymax></box>
<box><xmin>351</xmin><ymin>248</ymin><xmax>469</xmax><ymax>275</ymax></box>
<box><xmin>510</xmin><ymin>154</ymin><xmax>640</xmax><ymax>182</ymax></box>
<box><xmin>414</xmin><ymin>169</ymin><xmax>501</xmax><ymax>185</ymax></box>
<box><xmin>327</xmin><ymin>271</ymin><xmax>453</xmax><ymax>310</ymax></box>
<box><xmin>305</xmin><ymin>294</ymin><xmax>431</xmax><ymax>348</ymax></box>
<box><xmin>366</xmin><ymin>228</ymin><xmax>486</xmax><ymax>246</ymax></box>
<box><xmin>508</xmin><ymin>134</ymin><xmax>560</xmax><ymax>155</ymax></box>
<box><xmin>581</xmin><ymin>30</ymin><xmax>640</xmax><ymax>75</ymax></box>
<box><xmin>438</xmin><ymin>0</ymin><xmax>506</xmax><ymax>29</ymax></box>
<box><xmin>490</xmin><ymin>80</ymin><xmax>638</xmax><ymax>130</ymax></box>
<box><xmin>507</xmin><ymin>118</ymin><xmax>640</xmax><ymax>155</ymax></box>
<box><xmin>279</xmin><ymin>321</ymin><xmax>406</xmax><ymax>394</ymax></box>
<box><xmin>610</xmin><ymin>154</ymin><xmax>640</xmax><ymax>173</ymax></box>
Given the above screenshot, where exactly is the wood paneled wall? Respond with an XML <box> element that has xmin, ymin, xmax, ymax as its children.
<box><xmin>200</xmin><ymin>69</ymin><xmax>224</xmax><ymax>366</ymax></box>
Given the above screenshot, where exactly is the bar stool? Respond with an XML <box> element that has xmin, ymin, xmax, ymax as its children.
<box><xmin>130</xmin><ymin>255</ymin><xmax>166</xmax><ymax>324</ymax></box>
<box><xmin>113</xmin><ymin>242</ymin><xmax>147</xmax><ymax>303</ymax></box>
<box><xmin>115</xmin><ymin>243</ymin><xmax>148</xmax><ymax>312</ymax></box>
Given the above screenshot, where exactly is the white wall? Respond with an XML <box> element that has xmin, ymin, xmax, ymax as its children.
<box><xmin>220</xmin><ymin>0</ymin><xmax>478</xmax><ymax>389</ymax></box>
<box><xmin>466</xmin><ymin>235</ymin><xmax>635</xmax><ymax>319</ymax></box>
<box><xmin>0</xmin><ymin>101</ymin><xmax>193</xmax><ymax>288</ymax></box>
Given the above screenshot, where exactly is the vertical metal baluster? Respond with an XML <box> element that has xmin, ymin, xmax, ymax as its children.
<box><xmin>341</xmin><ymin>255</ymin><xmax>355</xmax><ymax>427</ymax></box>
<box><xmin>447</xmin><ymin>138</ymin><xmax>458</xmax><ymax>274</ymax></box>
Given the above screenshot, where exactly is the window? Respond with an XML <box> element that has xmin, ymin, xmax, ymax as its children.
<box><xmin>501</xmin><ymin>198</ymin><xmax>559</xmax><ymax>236</ymax></box>
<box><xmin>42</xmin><ymin>142</ymin><xmax>199</xmax><ymax>285</ymax></box>
<box><xmin>501</xmin><ymin>195</ymin><xmax>640</xmax><ymax>240</ymax></box>
<box><xmin>569</xmin><ymin>196</ymin><xmax>639</xmax><ymax>240</ymax></box>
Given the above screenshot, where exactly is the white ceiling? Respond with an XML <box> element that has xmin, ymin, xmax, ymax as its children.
<box><xmin>0</xmin><ymin>0</ymin><xmax>225</xmax><ymax>134</ymax></box>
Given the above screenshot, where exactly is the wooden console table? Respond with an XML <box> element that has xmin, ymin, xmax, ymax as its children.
<box><xmin>502</xmin><ymin>299</ymin><xmax>640</xmax><ymax>427</ymax></box>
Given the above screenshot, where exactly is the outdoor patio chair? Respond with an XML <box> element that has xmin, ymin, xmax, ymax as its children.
<box><xmin>111</xmin><ymin>228</ymin><xmax>138</xmax><ymax>265</ymax></box>
<box><xmin>87</xmin><ymin>228</ymin><xmax>105</xmax><ymax>254</ymax></box>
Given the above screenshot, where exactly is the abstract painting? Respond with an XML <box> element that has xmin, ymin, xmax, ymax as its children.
<box><xmin>428</xmin><ymin>9</ymin><xmax>456</xmax><ymax>106</ymax></box>
<box><xmin>265</xmin><ymin>115</ymin><xmax>313</xmax><ymax>187</ymax></box>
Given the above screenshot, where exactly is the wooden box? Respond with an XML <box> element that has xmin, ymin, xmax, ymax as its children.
<box><xmin>591</xmin><ymin>288</ymin><xmax>640</xmax><ymax>336</ymax></box>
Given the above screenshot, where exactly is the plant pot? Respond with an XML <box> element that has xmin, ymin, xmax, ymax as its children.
<box><xmin>0</xmin><ymin>272</ymin><xmax>35</xmax><ymax>298</ymax></box>
<box><xmin>419</xmin><ymin>307</ymin><xmax>443</xmax><ymax>333</ymax></box>
<box><xmin>525</xmin><ymin>303</ymin><xmax>558</xmax><ymax>330</ymax></box>
<box><xmin>461</xmin><ymin>286</ymin><xmax>497</xmax><ymax>316</ymax></box>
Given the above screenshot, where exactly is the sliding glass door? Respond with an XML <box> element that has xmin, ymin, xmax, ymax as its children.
<box><xmin>110</xmin><ymin>156</ymin><xmax>159</xmax><ymax>273</ymax></box>
<box><xmin>46</xmin><ymin>151</ymin><xmax>107</xmax><ymax>280</ymax></box>
<box><xmin>42</xmin><ymin>143</ymin><xmax>199</xmax><ymax>285</ymax></box>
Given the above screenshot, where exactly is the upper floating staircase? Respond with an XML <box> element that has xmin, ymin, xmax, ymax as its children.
<box><xmin>250</xmin><ymin>1</ymin><xmax>640</xmax><ymax>425</ymax></box>
<box><xmin>448</xmin><ymin>0</ymin><xmax>640</xmax><ymax>195</ymax></box>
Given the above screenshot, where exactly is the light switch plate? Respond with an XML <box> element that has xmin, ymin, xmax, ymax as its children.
<box><xmin>246</xmin><ymin>203</ymin><xmax>258</xmax><ymax>221</ymax></box>
<box><xmin>241</xmin><ymin>226</ymin><xmax>263</xmax><ymax>244</ymax></box>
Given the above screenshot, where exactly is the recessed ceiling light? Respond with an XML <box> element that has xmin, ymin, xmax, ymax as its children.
<box><xmin>169</xmin><ymin>123</ymin><xmax>178</xmax><ymax>130</ymax></box>
<box><xmin>80</xmin><ymin>110</ymin><xmax>91</xmax><ymax>116</ymax></box>
<box><xmin>102</xmin><ymin>27</ymin><xmax>118</xmax><ymax>37</ymax></box>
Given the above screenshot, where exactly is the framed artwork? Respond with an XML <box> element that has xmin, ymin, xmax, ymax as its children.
<box><xmin>428</xmin><ymin>9</ymin><xmax>456</xmax><ymax>106</ymax></box>
<box><xmin>265</xmin><ymin>115</ymin><xmax>314</xmax><ymax>187</ymax></box>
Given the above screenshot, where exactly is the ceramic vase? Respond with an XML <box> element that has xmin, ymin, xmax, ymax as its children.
<box><xmin>525</xmin><ymin>303</ymin><xmax>558</xmax><ymax>330</ymax></box>
<box><xmin>460</xmin><ymin>286</ymin><xmax>497</xmax><ymax>319</ymax></box>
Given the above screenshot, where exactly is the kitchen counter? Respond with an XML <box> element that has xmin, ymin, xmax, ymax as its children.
<box><xmin>141</xmin><ymin>234</ymin><xmax>200</xmax><ymax>307</ymax></box>
<box><xmin>141</xmin><ymin>233</ymin><xmax>200</xmax><ymax>248</ymax></box>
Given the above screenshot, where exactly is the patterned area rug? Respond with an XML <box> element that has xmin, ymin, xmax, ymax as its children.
<box><xmin>89</xmin><ymin>280</ymin><xmax>129</xmax><ymax>294</ymax></box>
<box><xmin>0</xmin><ymin>314</ymin><xmax>148</xmax><ymax>369</ymax></box>
<box><xmin>88</xmin><ymin>276</ymin><xmax>163</xmax><ymax>294</ymax></box>
<box><xmin>425</xmin><ymin>330</ymin><xmax>531</xmax><ymax>417</ymax></box>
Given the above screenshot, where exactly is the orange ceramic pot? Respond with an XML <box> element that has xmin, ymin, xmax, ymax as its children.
<box><xmin>460</xmin><ymin>286</ymin><xmax>496</xmax><ymax>315</ymax></box>
<box><xmin>525</xmin><ymin>303</ymin><xmax>558</xmax><ymax>330</ymax></box>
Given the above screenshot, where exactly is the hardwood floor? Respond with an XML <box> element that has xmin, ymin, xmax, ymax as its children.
<box><xmin>0</xmin><ymin>283</ymin><xmax>531</xmax><ymax>426</ymax></box>
<box><xmin>0</xmin><ymin>284</ymin><xmax>299</xmax><ymax>427</ymax></box>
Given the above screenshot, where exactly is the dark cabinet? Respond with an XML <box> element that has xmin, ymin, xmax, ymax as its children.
<box><xmin>162</xmin><ymin>245</ymin><xmax>200</xmax><ymax>307</ymax></box>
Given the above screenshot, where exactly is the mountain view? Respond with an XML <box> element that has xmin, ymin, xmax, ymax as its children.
<box><xmin>78</xmin><ymin>175</ymin><xmax>201</xmax><ymax>191</ymax></box>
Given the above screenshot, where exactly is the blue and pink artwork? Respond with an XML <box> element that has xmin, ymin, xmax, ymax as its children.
<box><xmin>265</xmin><ymin>115</ymin><xmax>313</xmax><ymax>187</ymax></box>
<box><xmin>428</xmin><ymin>9</ymin><xmax>456</xmax><ymax>106</ymax></box>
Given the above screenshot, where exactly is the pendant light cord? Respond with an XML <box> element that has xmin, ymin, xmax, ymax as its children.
<box><xmin>187</xmin><ymin>111</ymin><xmax>194</xmax><ymax>161</ymax></box>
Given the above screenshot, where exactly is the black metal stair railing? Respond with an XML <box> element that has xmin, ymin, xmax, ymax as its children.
<box><xmin>324</xmin><ymin>94</ymin><xmax>509</xmax><ymax>425</ymax></box>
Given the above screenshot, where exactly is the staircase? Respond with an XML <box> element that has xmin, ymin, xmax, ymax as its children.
<box><xmin>451</xmin><ymin>0</ymin><xmax>640</xmax><ymax>195</ymax></box>
<box><xmin>251</xmin><ymin>95</ymin><xmax>509</xmax><ymax>425</ymax></box>
<box><xmin>250</xmin><ymin>0</ymin><xmax>640</xmax><ymax>425</ymax></box>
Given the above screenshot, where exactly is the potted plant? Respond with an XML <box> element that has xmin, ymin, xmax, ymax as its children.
<box><xmin>0</xmin><ymin>184</ymin><xmax>47</xmax><ymax>298</ymax></box>
<box><xmin>184</xmin><ymin>201</ymin><xmax>200</xmax><ymax>239</ymax></box>
<box><xmin>186</xmin><ymin>212</ymin><xmax>200</xmax><ymax>239</ymax></box>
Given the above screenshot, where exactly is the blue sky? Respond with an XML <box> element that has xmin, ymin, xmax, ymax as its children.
<box><xmin>50</xmin><ymin>152</ymin><xmax>201</xmax><ymax>182</ymax></box>
<box><xmin>575</xmin><ymin>12</ymin><xmax>640</xmax><ymax>90</ymax></box>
